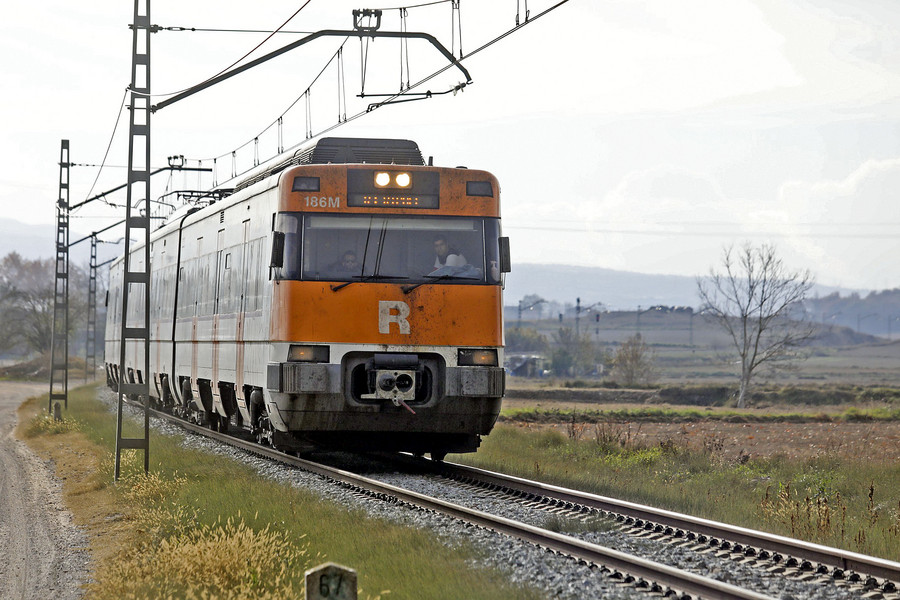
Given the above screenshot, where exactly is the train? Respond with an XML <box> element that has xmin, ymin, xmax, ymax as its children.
<box><xmin>105</xmin><ymin>137</ymin><xmax>510</xmax><ymax>459</ymax></box>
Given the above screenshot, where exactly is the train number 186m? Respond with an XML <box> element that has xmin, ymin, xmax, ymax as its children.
<box><xmin>305</xmin><ymin>196</ymin><xmax>341</xmax><ymax>208</ymax></box>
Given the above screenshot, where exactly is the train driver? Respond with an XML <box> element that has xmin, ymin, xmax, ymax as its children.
<box><xmin>432</xmin><ymin>234</ymin><xmax>466</xmax><ymax>270</ymax></box>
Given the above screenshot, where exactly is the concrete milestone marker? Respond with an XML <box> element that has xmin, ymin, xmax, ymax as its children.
<box><xmin>305</xmin><ymin>562</ymin><xmax>357</xmax><ymax>600</ymax></box>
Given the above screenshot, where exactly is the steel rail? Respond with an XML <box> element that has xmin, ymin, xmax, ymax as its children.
<box><xmin>148</xmin><ymin>408</ymin><xmax>773</xmax><ymax>600</ymax></box>
<box><xmin>429</xmin><ymin>458</ymin><xmax>900</xmax><ymax>584</ymax></box>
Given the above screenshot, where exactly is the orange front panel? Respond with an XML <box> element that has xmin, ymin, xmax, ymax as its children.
<box><xmin>278</xmin><ymin>165</ymin><xmax>501</xmax><ymax>218</ymax></box>
<box><xmin>270</xmin><ymin>282</ymin><xmax>502</xmax><ymax>347</ymax></box>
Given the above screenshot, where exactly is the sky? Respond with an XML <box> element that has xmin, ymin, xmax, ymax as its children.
<box><xmin>2</xmin><ymin>0</ymin><xmax>900</xmax><ymax>290</ymax></box>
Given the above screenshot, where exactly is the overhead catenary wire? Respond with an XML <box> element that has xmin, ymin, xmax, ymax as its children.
<box><xmin>66</xmin><ymin>1</ymin><xmax>571</xmax><ymax>208</ymax></box>
<box><xmin>374</xmin><ymin>0</ymin><xmax>452</xmax><ymax>10</ymax></box>
<box><xmin>146</xmin><ymin>0</ymin><xmax>316</xmax><ymax>100</ymax></box>
<box><xmin>193</xmin><ymin>39</ymin><xmax>349</xmax><ymax>165</ymax></box>
<box><xmin>504</xmin><ymin>223</ymin><xmax>900</xmax><ymax>240</ymax></box>
<box><xmin>159</xmin><ymin>26</ymin><xmax>316</xmax><ymax>35</ymax></box>
<box><xmin>80</xmin><ymin>88</ymin><xmax>129</xmax><ymax>210</ymax></box>
<box><xmin>192</xmin><ymin>1</ymin><xmax>571</xmax><ymax>189</ymax></box>
<box><xmin>399</xmin><ymin>8</ymin><xmax>411</xmax><ymax>90</ymax></box>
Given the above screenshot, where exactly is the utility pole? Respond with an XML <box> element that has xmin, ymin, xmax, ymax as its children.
<box><xmin>575</xmin><ymin>297</ymin><xmax>581</xmax><ymax>336</ymax></box>
<box><xmin>85</xmin><ymin>234</ymin><xmax>98</xmax><ymax>383</ymax></box>
<box><xmin>115</xmin><ymin>0</ymin><xmax>153</xmax><ymax>479</ymax></box>
<box><xmin>517</xmin><ymin>297</ymin><xmax>546</xmax><ymax>329</ymax></box>
<box><xmin>49</xmin><ymin>140</ymin><xmax>70</xmax><ymax>413</ymax></box>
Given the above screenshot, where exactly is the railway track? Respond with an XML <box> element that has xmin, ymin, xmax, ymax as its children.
<box><xmin>143</xmin><ymin>403</ymin><xmax>899</xmax><ymax>600</ymax></box>
<box><xmin>412</xmin><ymin>456</ymin><xmax>900</xmax><ymax>594</ymax></box>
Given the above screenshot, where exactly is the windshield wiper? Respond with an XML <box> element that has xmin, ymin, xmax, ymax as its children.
<box><xmin>331</xmin><ymin>274</ymin><xmax>409</xmax><ymax>292</ymax></box>
<box><xmin>402</xmin><ymin>272</ymin><xmax>478</xmax><ymax>294</ymax></box>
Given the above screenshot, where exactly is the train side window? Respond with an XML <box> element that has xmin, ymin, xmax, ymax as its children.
<box><xmin>273</xmin><ymin>213</ymin><xmax>302</xmax><ymax>280</ymax></box>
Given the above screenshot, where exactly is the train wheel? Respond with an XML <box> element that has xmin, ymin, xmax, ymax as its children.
<box><xmin>249</xmin><ymin>389</ymin><xmax>265</xmax><ymax>442</ymax></box>
<box><xmin>217</xmin><ymin>414</ymin><xmax>229</xmax><ymax>434</ymax></box>
<box><xmin>181</xmin><ymin>380</ymin><xmax>193</xmax><ymax>411</ymax></box>
<box><xmin>205</xmin><ymin>410</ymin><xmax>217</xmax><ymax>431</ymax></box>
<box><xmin>430</xmin><ymin>451</ymin><xmax>447</xmax><ymax>463</ymax></box>
<box><xmin>161</xmin><ymin>377</ymin><xmax>174</xmax><ymax>413</ymax></box>
<box><xmin>256</xmin><ymin>415</ymin><xmax>272</xmax><ymax>446</ymax></box>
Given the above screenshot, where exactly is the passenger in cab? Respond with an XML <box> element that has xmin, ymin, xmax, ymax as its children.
<box><xmin>330</xmin><ymin>250</ymin><xmax>361</xmax><ymax>275</ymax></box>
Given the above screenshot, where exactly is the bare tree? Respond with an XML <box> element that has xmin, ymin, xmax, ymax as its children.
<box><xmin>697</xmin><ymin>243</ymin><xmax>816</xmax><ymax>407</ymax></box>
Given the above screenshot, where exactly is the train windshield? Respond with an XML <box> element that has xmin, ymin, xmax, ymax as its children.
<box><xmin>274</xmin><ymin>213</ymin><xmax>502</xmax><ymax>284</ymax></box>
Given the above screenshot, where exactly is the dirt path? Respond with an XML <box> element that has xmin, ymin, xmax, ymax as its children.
<box><xmin>0</xmin><ymin>382</ymin><xmax>89</xmax><ymax>599</ymax></box>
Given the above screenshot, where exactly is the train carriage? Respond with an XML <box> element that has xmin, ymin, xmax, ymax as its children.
<box><xmin>105</xmin><ymin>137</ymin><xmax>510</xmax><ymax>459</ymax></box>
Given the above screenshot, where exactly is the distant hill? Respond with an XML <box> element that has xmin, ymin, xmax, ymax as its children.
<box><xmin>503</xmin><ymin>264</ymin><xmax>699</xmax><ymax>310</ymax></box>
<box><xmin>504</xmin><ymin>264</ymin><xmax>866</xmax><ymax>310</ymax></box>
<box><xmin>0</xmin><ymin>219</ymin><xmax>58</xmax><ymax>260</ymax></box>
<box><xmin>503</xmin><ymin>263</ymin><xmax>900</xmax><ymax>337</ymax></box>
<box><xmin>0</xmin><ymin>218</ymin><xmax>118</xmax><ymax>266</ymax></box>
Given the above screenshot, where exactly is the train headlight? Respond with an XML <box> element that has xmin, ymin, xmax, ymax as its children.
<box><xmin>287</xmin><ymin>344</ymin><xmax>330</xmax><ymax>363</ymax></box>
<box><xmin>374</xmin><ymin>171</ymin><xmax>412</xmax><ymax>189</ymax></box>
<box><xmin>374</xmin><ymin>172</ymin><xmax>391</xmax><ymax>187</ymax></box>
<box><xmin>395</xmin><ymin>172</ymin><xmax>412</xmax><ymax>188</ymax></box>
<box><xmin>458</xmin><ymin>348</ymin><xmax>498</xmax><ymax>366</ymax></box>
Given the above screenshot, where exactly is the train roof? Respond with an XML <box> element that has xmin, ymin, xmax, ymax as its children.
<box><xmin>234</xmin><ymin>137</ymin><xmax>425</xmax><ymax>192</ymax></box>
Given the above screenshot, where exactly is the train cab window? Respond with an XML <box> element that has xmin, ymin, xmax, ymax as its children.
<box><xmin>274</xmin><ymin>212</ymin><xmax>503</xmax><ymax>285</ymax></box>
<box><xmin>273</xmin><ymin>213</ymin><xmax>302</xmax><ymax>280</ymax></box>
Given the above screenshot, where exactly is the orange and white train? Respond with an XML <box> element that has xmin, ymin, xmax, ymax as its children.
<box><xmin>105</xmin><ymin>137</ymin><xmax>510</xmax><ymax>459</ymax></box>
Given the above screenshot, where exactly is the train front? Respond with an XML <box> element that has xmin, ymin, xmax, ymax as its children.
<box><xmin>266</xmin><ymin>160</ymin><xmax>509</xmax><ymax>459</ymax></box>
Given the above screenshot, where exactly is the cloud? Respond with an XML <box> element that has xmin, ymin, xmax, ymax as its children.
<box><xmin>775</xmin><ymin>157</ymin><xmax>900</xmax><ymax>287</ymax></box>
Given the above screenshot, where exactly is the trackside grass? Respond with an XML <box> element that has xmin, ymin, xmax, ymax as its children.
<box><xmin>500</xmin><ymin>406</ymin><xmax>900</xmax><ymax>424</ymax></box>
<box><xmin>451</xmin><ymin>425</ymin><xmax>900</xmax><ymax>562</ymax></box>
<box><xmin>19</xmin><ymin>386</ymin><xmax>543</xmax><ymax>600</ymax></box>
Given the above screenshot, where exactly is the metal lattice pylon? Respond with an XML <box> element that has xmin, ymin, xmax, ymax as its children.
<box><xmin>49</xmin><ymin>139</ymin><xmax>70</xmax><ymax>413</ymax></box>
<box><xmin>85</xmin><ymin>234</ymin><xmax>98</xmax><ymax>383</ymax></box>
<box><xmin>115</xmin><ymin>0</ymin><xmax>152</xmax><ymax>479</ymax></box>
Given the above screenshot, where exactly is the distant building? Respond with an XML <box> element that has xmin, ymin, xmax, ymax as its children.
<box><xmin>505</xmin><ymin>354</ymin><xmax>549</xmax><ymax>378</ymax></box>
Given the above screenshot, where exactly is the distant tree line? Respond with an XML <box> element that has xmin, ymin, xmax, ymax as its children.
<box><xmin>804</xmin><ymin>288</ymin><xmax>900</xmax><ymax>336</ymax></box>
<box><xmin>506</xmin><ymin>325</ymin><xmax>656</xmax><ymax>387</ymax></box>
<box><xmin>0</xmin><ymin>252</ymin><xmax>103</xmax><ymax>359</ymax></box>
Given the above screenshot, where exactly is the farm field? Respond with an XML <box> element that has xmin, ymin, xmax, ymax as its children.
<box><xmin>451</xmin><ymin>377</ymin><xmax>900</xmax><ymax>562</ymax></box>
<box><xmin>507</xmin><ymin>310</ymin><xmax>900</xmax><ymax>386</ymax></box>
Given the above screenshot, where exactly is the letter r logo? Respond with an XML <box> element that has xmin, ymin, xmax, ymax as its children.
<box><xmin>378</xmin><ymin>300</ymin><xmax>411</xmax><ymax>335</ymax></box>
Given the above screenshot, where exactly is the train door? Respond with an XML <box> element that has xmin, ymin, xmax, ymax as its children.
<box><xmin>215</xmin><ymin>229</ymin><xmax>225</xmax><ymax>314</ymax></box>
<box><xmin>240</xmin><ymin>221</ymin><xmax>250</xmax><ymax>311</ymax></box>
<box><xmin>236</xmin><ymin>219</ymin><xmax>251</xmax><ymax>421</ymax></box>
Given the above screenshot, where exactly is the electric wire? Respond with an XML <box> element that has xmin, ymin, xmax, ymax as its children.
<box><xmin>80</xmin><ymin>88</ymin><xmax>129</xmax><ymax>210</ymax></box>
<box><xmin>176</xmin><ymin>1</ymin><xmax>572</xmax><ymax>189</ymax></box>
<box><xmin>159</xmin><ymin>27</ymin><xmax>316</xmax><ymax>35</ymax></box>
<box><xmin>366</xmin><ymin>0</ymin><xmax>570</xmax><ymax>102</ymax></box>
<box><xmin>373</xmin><ymin>0</ymin><xmax>452</xmax><ymax>10</ymax></box>
<box><xmin>194</xmin><ymin>40</ymin><xmax>349</xmax><ymax>167</ymax></box>
<box><xmin>399</xmin><ymin>8</ymin><xmax>411</xmax><ymax>90</ymax></box>
<box><xmin>504</xmin><ymin>223</ymin><xmax>900</xmax><ymax>240</ymax></box>
<box><xmin>65</xmin><ymin>2</ymin><xmax>571</xmax><ymax>217</ymax></box>
<box><xmin>147</xmin><ymin>0</ymin><xmax>315</xmax><ymax>100</ymax></box>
